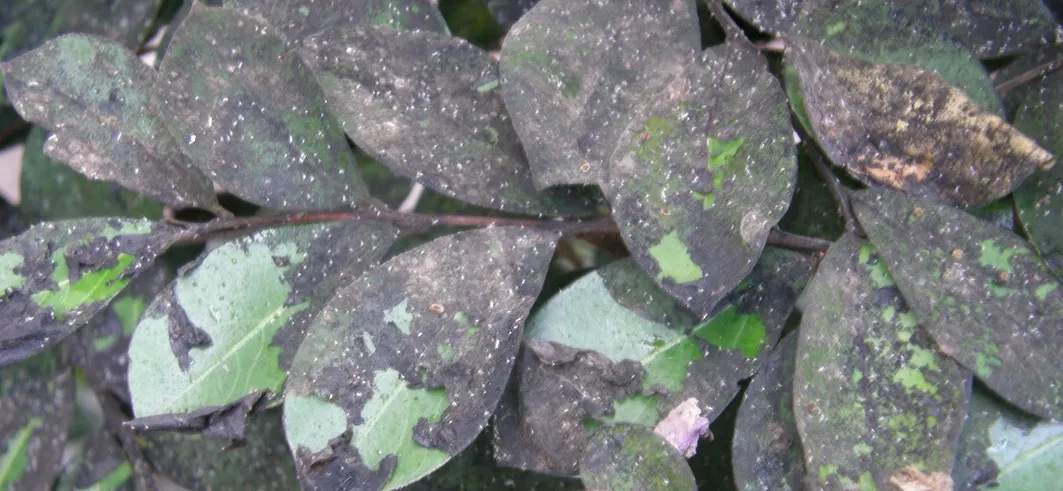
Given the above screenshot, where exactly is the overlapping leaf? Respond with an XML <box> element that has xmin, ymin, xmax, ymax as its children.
<box><xmin>156</xmin><ymin>3</ymin><xmax>368</xmax><ymax>211</ymax></box>
<box><xmin>19</xmin><ymin>127</ymin><xmax>163</xmax><ymax>223</ymax></box>
<box><xmin>0</xmin><ymin>218</ymin><xmax>177</xmax><ymax>366</ymax></box>
<box><xmin>1</xmin><ymin>35</ymin><xmax>222</xmax><ymax>211</ymax></box>
<box><xmin>127</xmin><ymin>221</ymin><xmax>396</xmax><ymax>431</ymax></box>
<box><xmin>609</xmin><ymin>39</ymin><xmax>796</xmax><ymax>315</ymax></box>
<box><xmin>1013</xmin><ymin>57</ymin><xmax>1063</xmax><ymax>278</ymax></box>
<box><xmin>786</xmin><ymin>38</ymin><xmax>1054</xmax><ymax>207</ymax></box>
<box><xmin>284</xmin><ymin>227</ymin><xmax>557</xmax><ymax>490</ymax></box>
<box><xmin>223</xmin><ymin>0</ymin><xmax>448</xmax><ymax>40</ymax></box>
<box><xmin>731</xmin><ymin>333</ymin><xmax>804</xmax><ymax>491</ymax></box>
<box><xmin>499</xmin><ymin>0</ymin><xmax>700</xmax><ymax>188</ymax></box>
<box><xmin>0</xmin><ymin>350</ymin><xmax>74</xmax><ymax>491</ymax></box>
<box><xmin>579</xmin><ymin>424</ymin><xmax>696</xmax><ymax>491</ymax></box>
<box><xmin>494</xmin><ymin>250</ymin><xmax>813</xmax><ymax>476</ymax></box>
<box><xmin>298</xmin><ymin>26</ymin><xmax>595</xmax><ymax>215</ymax></box>
<box><xmin>853</xmin><ymin>188</ymin><xmax>1063</xmax><ymax>420</ymax></box>
<box><xmin>795</xmin><ymin>232</ymin><xmax>970</xmax><ymax>489</ymax></box>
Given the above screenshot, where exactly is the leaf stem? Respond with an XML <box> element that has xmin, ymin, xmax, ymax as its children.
<box><xmin>768</xmin><ymin>228</ymin><xmax>832</xmax><ymax>253</ymax></box>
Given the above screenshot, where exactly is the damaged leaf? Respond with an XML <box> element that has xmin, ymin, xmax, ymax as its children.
<box><xmin>579</xmin><ymin>423</ymin><xmax>696</xmax><ymax>491</ymax></box>
<box><xmin>298</xmin><ymin>26</ymin><xmax>594</xmax><ymax>215</ymax></box>
<box><xmin>0</xmin><ymin>349</ymin><xmax>74</xmax><ymax>491</ymax></box>
<box><xmin>786</xmin><ymin>38</ymin><xmax>1054</xmax><ymax>207</ymax></box>
<box><xmin>853</xmin><ymin>188</ymin><xmax>1063</xmax><ymax>420</ymax></box>
<box><xmin>794</xmin><ymin>232</ymin><xmax>970</xmax><ymax>490</ymax></box>
<box><xmin>1013</xmin><ymin>61</ymin><xmax>1063</xmax><ymax>278</ymax></box>
<box><xmin>1</xmin><ymin>34</ymin><xmax>222</xmax><ymax>211</ymax></box>
<box><xmin>609</xmin><ymin>39</ymin><xmax>796</xmax><ymax>315</ymax></box>
<box><xmin>493</xmin><ymin>250</ymin><xmax>812</xmax><ymax>476</ymax></box>
<box><xmin>18</xmin><ymin>127</ymin><xmax>163</xmax><ymax>223</ymax></box>
<box><xmin>127</xmin><ymin>221</ymin><xmax>396</xmax><ymax>428</ymax></box>
<box><xmin>0</xmin><ymin>218</ymin><xmax>177</xmax><ymax>366</ymax></box>
<box><xmin>223</xmin><ymin>0</ymin><xmax>448</xmax><ymax>40</ymax></box>
<box><xmin>156</xmin><ymin>3</ymin><xmax>368</xmax><ymax>210</ymax></box>
<box><xmin>285</xmin><ymin>227</ymin><xmax>557</xmax><ymax>490</ymax></box>
<box><xmin>731</xmin><ymin>333</ymin><xmax>804</xmax><ymax>491</ymax></box>
<box><xmin>499</xmin><ymin>0</ymin><xmax>700</xmax><ymax>188</ymax></box>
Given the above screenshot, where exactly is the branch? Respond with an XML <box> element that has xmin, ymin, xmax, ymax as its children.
<box><xmin>995</xmin><ymin>56</ymin><xmax>1063</xmax><ymax>94</ymax></box>
<box><xmin>768</xmin><ymin>228</ymin><xmax>832</xmax><ymax>253</ymax></box>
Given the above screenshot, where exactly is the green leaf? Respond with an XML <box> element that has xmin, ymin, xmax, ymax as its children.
<box><xmin>794</xmin><ymin>232</ymin><xmax>970</xmax><ymax>489</ymax></box>
<box><xmin>0</xmin><ymin>349</ymin><xmax>74</xmax><ymax>490</ymax></box>
<box><xmin>785</xmin><ymin>38</ymin><xmax>1052</xmax><ymax>207</ymax></box>
<box><xmin>142</xmin><ymin>408</ymin><xmax>299</xmax><ymax>490</ymax></box>
<box><xmin>579</xmin><ymin>424</ymin><xmax>696</xmax><ymax>491</ymax></box>
<box><xmin>1</xmin><ymin>34</ymin><xmax>221</xmax><ymax>211</ymax></box>
<box><xmin>285</xmin><ymin>227</ymin><xmax>557</xmax><ymax>490</ymax></box>
<box><xmin>223</xmin><ymin>0</ymin><xmax>448</xmax><ymax>39</ymax></box>
<box><xmin>298</xmin><ymin>26</ymin><xmax>596</xmax><ymax>215</ymax></box>
<box><xmin>732</xmin><ymin>333</ymin><xmax>804</xmax><ymax>491</ymax></box>
<box><xmin>498</xmin><ymin>0</ymin><xmax>700</xmax><ymax>188</ymax></box>
<box><xmin>853</xmin><ymin>188</ymin><xmax>1063</xmax><ymax>420</ymax></box>
<box><xmin>127</xmin><ymin>221</ymin><xmax>396</xmax><ymax>423</ymax></box>
<box><xmin>19</xmin><ymin>127</ymin><xmax>163</xmax><ymax>223</ymax></box>
<box><xmin>608</xmin><ymin>39</ymin><xmax>796</xmax><ymax>315</ymax></box>
<box><xmin>156</xmin><ymin>3</ymin><xmax>368</xmax><ymax>210</ymax></box>
<box><xmin>0</xmin><ymin>218</ymin><xmax>177</xmax><ymax>366</ymax></box>
<box><xmin>1013</xmin><ymin>51</ymin><xmax>1063</xmax><ymax>278</ymax></box>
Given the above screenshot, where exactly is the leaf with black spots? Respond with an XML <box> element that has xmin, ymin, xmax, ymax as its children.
<box><xmin>794</xmin><ymin>232</ymin><xmax>970</xmax><ymax>489</ymax></box>
<box><xmin>1013</xmin><ymin>55</ymin><xmax>1063</xmax><ymax>278</ymax></box>
<box><xmin>853</xmin><ymin>187</ymin><xmax>1063</xmax><ymax>420</ymax></box>
<box><xmin>223</xmin><ymin>0</ymin><xmax>448</xmax><ymax>41</ymax></box>
<box><xmin>731</xmin><ymin>333</ymin><xmax>804</xmax><ymax>491</ymax></box>
<box><xmin>499</xmin><ymin>0</ymin><xmax>700</xmax><ymax>188</ymax></box>
<box><xmin>141</xmin><ymin>408</ymin><xmax>299</xmax><ymax>490</ymax></box>
<box><xmin>579</xmin><ymin>423</ymin><xmax>696</xmax><ymax>491</ymax></box>
<box><xmin>284</xmin><ymin>227</ymin><xmax>557</xmax><ymax>490</ymax></box>
<box><xmin>609</xmin><ymin>39</ymin><xmax>796</xmax><ymax>315</ymax></box>
<box><xmin>127</xmin><ymin>221</ymin><xmax>396</xmax><ymax>430</ymax></box>
<box><xmin>1</xmin><ymin>35</ymin><xmax>221</xmax><ymax>211</ymax></box>
<box><xmin>156</xmin><ymin>3</ymin><xmax>368</xmax><ymax>211</ymax></box>
<box><xmin>493</xmin><ymin>250</ymin><xmax>813</xmax><ymax>476</ymax></box>
<box><xmin>786</xmin><ymin>38</ymin><xmax>1053</xmax><ymax>207</ymax></box>
<box><xmin>0</xmin><ymin>218</ymin><xmax>178</xmax><ymax>366</ymax></box>
<box><xmin>0</xmin><ymin>349</ymin><xmax>74</xmax><ymax>491</ymax></box>
<box><xmin>298</xmin><ymin>26</ymin><xmax>596</xmax><ymax>215</ymax></box>
<box><xmin>19</xmin><ymin>128</ymin><xmax>163</xmax><ymax>223</ymax></box>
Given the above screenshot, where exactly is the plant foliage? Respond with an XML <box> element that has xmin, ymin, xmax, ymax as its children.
<box><xmin>0</xmin><ymin>0</ymin><xmax>1061</xmax><ymax>489</ymax></box>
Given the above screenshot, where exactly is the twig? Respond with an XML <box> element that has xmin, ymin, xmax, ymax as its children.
<box><xmin>995</xmin><ymin>57</ymin><xmax>1063</xmax><ymax>94</ymax></box>
<box><xmin>768</xmin><ymin>228</ymin><xmax>831</xmax><ymax>253</ymax></box>
<box><xmin>398</xmin><ymin>183</ymin><xmax>426</xmax><ymax>212</ymax></box>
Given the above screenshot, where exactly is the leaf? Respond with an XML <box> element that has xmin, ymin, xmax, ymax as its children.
<box><xmin>284</xmin><ymin>227</ymin><xmax>557</xmax><ymax>490</ymax></box>
<box><xmin>940</xmin><ymin>0</ymin><xmax>1058</xmax><ymax>58</ymax></box>
<box><xmin>579</xmin><ymin>423</ymin><xmax>696</xmax><ymax>491</ymax></box>
<box><xmin>298</xmin><ymin>26</ymin><xmax>595</xmax><ymax>215</ymax></box>
<box><xmin>223</xmin><ymin>0</ymin><xmax>448</xmax><ymax>39</ymax></box>
<box><xmin>785</xmin><ymin>37</ymin><xmax>1054</xmax><ymax>207</ymax></box>
<box><xmin>0</xmin><ymin>349</ymin><xmax>74</xmax><ymax>491</ymax></box>
<box><xmin>493</xmin><ymin>250</ymin><xmax>813</xmax><ymax>476</ymax></box>
<box><xmin>852</xmin><ymin>187</ymin><xmax>1063</xmax><ymax>420</ymax></box>
<box><xmin>0</xmin><ymin>0</ymin><xmax>163</xmax><ymax>105</ymax></box>
<box><xmin>609</xmin><ymin>39</ymin><xmax>797</xmax><ymax>315</ymax></box>
<box><xmin>1</xmin><ymin>35</ymin><xmax>222</xmax><ymax>211</ymax></box>
<box><xmin>953</xmin><ymin>387</ymin><xmax>1063</xmax><ymax>490</ymax></box>
<box><xmin>0</xmin><ymin>218</ymin><xmax>177</xmax><ymax>366</ymax></box>
<box><xmin>141</xmin><ymin>408</ymin><xmax>300</xmax><ymax>490</ymax></box>
<box><xmin>498</xmin><ymin>0</ymin><xmax>700</xmax><ymax>188</ymax></box>
<box><xmin>156</xmin><ymin>3</ymin><xmax>368</xmax><ymax>211</ymax></box>
<box><xmin>794</xmin><ymin>232</ymin><xmax>970</xmax><ymax>489</ymax></box>
<box><xmin>127</xmin><ymin>221</ymin><xmax>396</xmax><ymax>427</ymax></box>
<box><xmin>731</xmin><ymin>333</ymin><xmax>804</xmax><ymax>491</ymax></box>
<box><xmin>19</xmin><ymin>127</ymin><xmax>163</xmax><ymax>223</ymax></box>
<box><xmin>1013</xmin><ymin>58</ymin><xmax>1063</xmax><ymax>278</ymax></box>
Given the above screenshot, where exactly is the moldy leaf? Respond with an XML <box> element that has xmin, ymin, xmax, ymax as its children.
<box><xmin>579</xmin><ymin>423</ymin><xmax>696</xmax><ymax>491</ymax></box>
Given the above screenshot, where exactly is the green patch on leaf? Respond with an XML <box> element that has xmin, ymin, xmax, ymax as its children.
<box><xmin>32</xmin><ymin>253</ymin><xmax>136</xmax><ymax>316</ymax></box>
<box><xmin>384</xmin><ymin>299</ymin><xmax>414</xmax><ymax>334</ymax></box>
<box><xmin>0</xmin><ymin>417</ymin><xmax>43</xmax><ymax>489</ymax></box>
<box><xmin>976</xmin><ymin>347</ymin><xmax>1002</xmax><ymax>379</ymax></box>
<box><xmin>826</xmin><ymin>21</ymin><xmax>847</xmax><ymax>36</ymax></box>
<box><xmin>707</xmin><ymin>136</ymin><xmax>746</xmax><ymax>170</ymax></box>
<box><xmin>692</xmin><ymin>306</ymin><xmax>768</xmax><ymax>357</ymax></box>
<box><xmin>648</xmin><ymin>231</ymin><xmax>703</xmax><ymax>284</ymax></box>
<box><xmin>892</xmin><ymin>368</ymin><xmax>936</xmax><ymax>395</ymax></box>
<box><xmin>0</xmin><ymin>253</ymin><xmax>26</xmax><ymax>290</ymax></box>
<box><xmin>978</xmin><ymin>240</ymin><xmax>1026</xmax><ymax>274</ymax></box>
<box><xmin>635</xmin><ymin>116</ymin><xmax>677</xmax><ymax>166</ymax></box>
<box><xmin>605</xmin><ymin>395</ymin><xmax>661</xmax><ymax>427</ymax></box>
<box><xmin>284</xmin><ymin>394</ymin><xmax>349</xmax><ymax>454</ymax></box>
<box><xmin>1035</xmin><ymin>282</ymin><xmax>1058</xmax><ymax>300</ymax></box>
